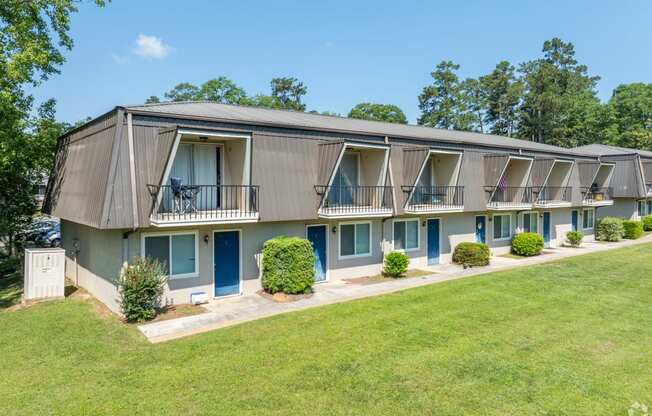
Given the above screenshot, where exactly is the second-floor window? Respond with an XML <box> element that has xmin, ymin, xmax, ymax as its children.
<box><xmin>329</xmin><ymin>152</ymin><xmax>359</xmax><ymax>205</ymax></box>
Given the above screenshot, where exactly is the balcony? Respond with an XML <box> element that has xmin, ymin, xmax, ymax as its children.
<box><xmin>582</xmin><ymin>187</ymin><xmax>613</xmax><ymax>206</ymax></box>
<box><xmin>148</xmin><ymin>184</ymin><xmax>259</xmax><ymax>226</ymax></box>
<box><xmin>403</xmin><ymin>185</ymin><xmax>464</xmax><ymax>213</ymax></box>
<box><xmin>647</xmin><ymin>182</ymin><xmax>652</xmax><ymax>196</ymax></box>
<box><xmin>316</xmin><ymin>185</ymin><xmax>393</xmax><ymax>218</ymax></box>
<box><xmin>533</xmin><ymin>186</ymin><xmax>572</xmax><ymax>208</ymax></box>
<box><xmin>486</xmin><ymin>186</ymin><xmax>534</xmax><ymax>210</ymax></box>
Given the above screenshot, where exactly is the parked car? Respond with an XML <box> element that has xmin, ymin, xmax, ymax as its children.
<box><xmin>36</xmin><ymin>224</ymin><xmax>61</xmax><ymax>247</ymax></box>
<box><xmin>22</xmin><ymin>218</ymin><xmax>59</xmax><ymax>242</ymax></box>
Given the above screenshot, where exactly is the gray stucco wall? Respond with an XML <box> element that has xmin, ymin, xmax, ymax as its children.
<box><xmin>597</xmin><ymin>198</ymin><xmax>639</xmax><ymax>220</ymax></box>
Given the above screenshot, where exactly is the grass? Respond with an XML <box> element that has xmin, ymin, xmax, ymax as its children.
<box><xmin>2</xmin><ymin>244</ymin><xmax>652</xmax><ymax>415</ymax></box>
<box><xmin>0</xmin><ymin>274</ymin><xmax>22</xmax><ymax>309</ymax></box>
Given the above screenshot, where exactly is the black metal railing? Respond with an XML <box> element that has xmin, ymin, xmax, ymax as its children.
<box><xmin>486</xmin><ymin>186</ymin><xmax>534</xmax><ymax>205</ymax></box>
<box><xmin>582</xmin><ymin>187</ymin><xmax>612</xmax><ymax>204</ymax></box>
<box><xmin>403</xmin><ymin>185</ymin><xmax>464</xmax><ymax>210</ymax></box>
<box><xmin>148</xmin><ymin>184</ymin><xmax>259</xmax><ymax>222</ymax></box>
<box><xmin>533</xmin><ymin>186</ymin><xmax>572</xmax><ymax>204</ymax></box>
<box><xmin>315</xmin><ymin>185</ymin><xmax>393</xmax><ymax>215</ymax></box>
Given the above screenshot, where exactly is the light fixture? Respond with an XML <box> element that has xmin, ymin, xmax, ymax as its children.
<box><xmin>332</xmin><ymin>226</ymin><xmax>337</xmax><ymax>234</ymax></box>
<box><xmin>204</xmin><ymin>234</ymin><xmax>209</xmax><ymax>244</ymax></box>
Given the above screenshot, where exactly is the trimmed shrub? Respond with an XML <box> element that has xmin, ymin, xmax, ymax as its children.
<box><xmin>566</xmin><ymin>230</ymin><xmax>584</xmax><ymax>248</ymax></box>
<box><xmin>452</xmin><ymin>242</ymin><xmax>490</xmax><ymax>267</ymax></box>
<box><xmin>118</xmin><ymin>257</ymin><xmax>167</xmax><ymax>322</ymax></box>
<box><xmin>595</xmin><ymin>217</ymin><xmax>624</xmax><ymax>242</ymax></box>
<box><xmin>262</xmin><ymin>236</ymin><xmax>315</xmax><ymax>294</ymax></box>
<box><xmin>511</xmin><ymin>232</ymin><xmax>544</xmax><ymax>257</ymax></box>
<box><xmin>383</xmin><ymin>251</ymin><xmax>409</xmax><ymax>277</ymax></box>
<box><xmin>623</xmin><ymin>220</ymin><xmax>644</xmax><ymax>239</ymax></box>
<box><xmin>642</xmin><ymin>215</ymin><xmax>652</xmax><ymax>232</ymax></box>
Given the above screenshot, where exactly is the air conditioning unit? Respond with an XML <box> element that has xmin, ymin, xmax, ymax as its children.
<box><xmin>24</xmin><ymin>248</ymin><xmax>65</xmax><ymax>301</ymax></box>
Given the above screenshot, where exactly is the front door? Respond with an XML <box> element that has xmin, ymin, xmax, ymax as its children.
<box><xmin>475</xmin><ymin>216</ymin><xmax>486</xmax><ymax>243</ymax></box>
<box><xmin>214</xmin><ymin>231</ymin><xmax>240</xmax><ymax>296</ymax></box>
<box><xmin>307</xmin><ymin>225</ymin><xmax>327</xmax><ymax>282</ymax></box>
<box><xmin>427</xmin><ymin>219</ymin><xmax>440</xmax><ymax>265</ymax></box>
<box><xmin>571</xmin><ymin>210</ymin><xmax>578</xmax><ymax>231</ymax></box>
<box><xmin>543</xmin><ymin>212</ymin><xmax>551</xmax><ymax>248</ymax></box>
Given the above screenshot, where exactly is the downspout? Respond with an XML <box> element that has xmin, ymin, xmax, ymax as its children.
<box><xmin>127</xmin><ymin>113</ymin><xmax>139</xmax><ymax>231</ymax></box>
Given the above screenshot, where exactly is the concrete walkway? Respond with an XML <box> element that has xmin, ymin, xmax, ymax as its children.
<box><xmin>138</xmin><ymin>235</ymin><xmax>652</xmax><ymax>343</ymax></box>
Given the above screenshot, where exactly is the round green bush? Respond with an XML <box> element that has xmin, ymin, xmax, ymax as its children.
<box><xmin>452</xmin><ymin>242</ymin><xmax>490</xmax><ymax>267</ymax></box>
<box><xmin>642</xmin><ymin>215</ymin><xmax>652</xmax><ymax>232</ymax></box>
<box><xmin>262</xmin><ymin>236</ymin><xmax>315</xmax><ymax>294</ymax></box>
<box><xmin>383</xmin><ymin>251</ymin><xmax>409</xmax><ymax>277</ymax></box>
<box><xmin>511</xmin><ymin>232</ymin><xmax>544</xmax><ymax>257</ymax></box>
<box><xmin>565</xmin><ymin>230</ymin><xmax>584</xmax><ymax>247</ymax></box>
<box><xmin>118</xmin><ymin>257</ymin><xmax>168</xmax><ymax>322</ymax></box>
<box><xmin>595</xmin><ymin>217</ymin><xmax>624</xmax><ymax>242</ymax></box>
<box><xmin>622</xmin><ymin>220</ymin><xmax>644</xmax><ymax>239</ymax></box>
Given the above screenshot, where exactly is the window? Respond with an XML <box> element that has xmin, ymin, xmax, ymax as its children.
<box><xmin>522</xmin><ymin>213</ymin><xmax>538</xmax><ymax>233</ymax></box>
<box><xmin>638</xmin><ymin>200</ymin><xmax>647</xmax><ymax>217</ymax></box>
<box><xmin>393</xmin><ymin>219</ymin><xmax>419</xmax><ymax>251</ymax></box>
<box><xmin>582</xmin><ymin>209</ymin><xmax>594</xmax><ymax>229</ymax></box>
<box><xmin>142</xmin><ymin>232</ymin><xmax>198</xmax><ymax>278</ymax></box>
<box><xmin>339</xmin><ymin>222</ymin><xmax>371</xmax><ymax>257</ymax></box>
<box><xmin>493</xmin><ymin>214</ymin><xmax>512</xmax><ymax>240</ymax></box>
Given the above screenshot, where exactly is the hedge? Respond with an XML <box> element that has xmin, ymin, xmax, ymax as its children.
<box><xmin>595</xmin><ymin>217</ymin><xmax>624</xmax><ymax>242</ymax></box>
<box><xmin>452</xmin><ymin>242</ymin><xmax>490</xmax><ymax>267</ymax></box>
<box><xmin>565</xmin><ymin>230</ymin><xmax>584</xmax><ymax>248</ymax></box>
<box><xmin>262</xmin><ymin>236</ymin><xmax>315</xmax><ymax>294</ymax></box>
<box><xmin>622</xmin><ymin>220</ymin><xmax>644</xmax><ymax>239</ymax></box>
<box><xmin>383</xmin><ymin>251</ymin><xmax>409</xmax><ymax>277</ymax></box>
<box><xmin>642</xmin><ymin>215</ymin><xmax>652</xmax><ymax>232</ymax></box>
<box><xmin>511</xmin><ymin>232</ymin><xmax>544</xmax><ymax>257</ymax></box>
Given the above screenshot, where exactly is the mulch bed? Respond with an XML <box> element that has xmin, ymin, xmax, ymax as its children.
<box><xmin>257</xmin><ymin>290</ymin><xmax>313</xmax><ymax>303</ymax></box>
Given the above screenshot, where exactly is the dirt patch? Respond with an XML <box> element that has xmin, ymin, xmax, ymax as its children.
<box><xmin>257</xmin><ymin>290</ymin><xmax>314</xmax><ymax>303</ymax></box>
<box><xmin>343</xmin><ymin>269</ymin><xmax>433</xmax><ymax>285</ymax></box>
<box><xmin>591</xmin><ymin>340</ymin><xmax>619</xmax><ymax>356</ymax></box>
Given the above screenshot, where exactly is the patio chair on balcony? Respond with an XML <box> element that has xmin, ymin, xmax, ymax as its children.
<box><xmin>170</xmin><ymin>177</ymin><xmax>199</xmax><ymax>214</ymax></box>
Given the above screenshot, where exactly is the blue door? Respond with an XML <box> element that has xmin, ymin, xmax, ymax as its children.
<box><xmin>475</xmin><ymin>216</ymin><xmax>486</xmax><ymax>243</ymax></box>
<box><xmin>427</xmin><ymin>219</ymin><xmax>440</xmax><ymax>265</ymax></box>
<box><xmin>571</xmin><ymin>210</ymin><xmax>578</xmax><ymax>231</ymax></box>
<box><xmin>214</xmin><ymin>231</ymin><xmax>240</xmax><ymax>296</ymax></box>
<box><xmin>543</xmin><ymin>212</ymin><xmax>551</xmax><ymax>248</ymax></box>
<box><xmin>307</xmin><ymin>225</ymin><xmax>327</xmax><ymax>282</ymax></box>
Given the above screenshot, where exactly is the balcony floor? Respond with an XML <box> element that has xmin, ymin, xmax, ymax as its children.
<box><xmin>582</xmin><ymin>200</ymin><xmax>614</xmax><ymax>207</ymax></box>
<box><xmin>404</xmin><ymin>204</ymin><xmax>464</xmax><ymax>214</ymax></box>
<box><xmin>487</xmin><ymin>202</ymin><xmax>533</xmax><ymax>211</ymax></box>
<box><xmin>534</xmin><ymin>200</ymin><xmax>572</xmax><ymax>208</ymax></box>
<box><xmin>150</xmin><ymin>210</ymin><xmax>259</xmax><ymax>227</ymax></box>
<box><xmin>318</xmin><ymin>207</ymin><xmax>393</xmax><ymax>219</ymax></box>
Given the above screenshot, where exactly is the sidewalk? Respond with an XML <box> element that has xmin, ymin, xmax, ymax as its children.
<box><xmin>138</xmin><ymin>235</ymin><xmax>652</xmax><ymax>343</ymax></box>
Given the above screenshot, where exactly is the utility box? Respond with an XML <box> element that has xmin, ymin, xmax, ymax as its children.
<box><xmin>24</xmin><ymin>248</ymin><xmax>65</xmax><ymax>301</ymax></box>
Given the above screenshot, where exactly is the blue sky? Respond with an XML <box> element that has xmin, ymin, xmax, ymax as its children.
<box><xmin>31</xmin><ymin>0</ymin><xmax>652</xmax><ymax>124</ymax></box>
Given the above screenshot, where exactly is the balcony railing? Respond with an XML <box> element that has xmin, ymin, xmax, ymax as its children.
<box><xmin>647</xmin><ymin>182</ymin><xmax>652</xmax><ymax>195</ymax></box>
<box><xmin>148</xmin><ymin>184</ymin><xmax>259</xmax><ymax>224</ymax></box>
<box><xmin>533</xmin><ymin>186</ymin><xmax>572</xmax><ymax>206</ymax></box>
<box><xmin>403</xmin><ymin>185</ymin><xmax>464</xmax><ymax>212</ymax></box>
<box><xmin>486</xmin><ymin>186</ymin><xmax>534</xmax><ymax>208</ymax></box>
<box><xmin>315</xmin><ymin>185</ymin><xmax>393</xmax><ymax>217</ymax></box>
<box><xmin>582</xmin><ymin>187</ymin><xmax>613</xmax><ymax>205</ymax></box>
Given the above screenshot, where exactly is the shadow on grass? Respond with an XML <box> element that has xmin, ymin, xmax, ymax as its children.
<box><xmin>0</xmin><ymin>274</ymin><xmax>23</xmax><ymax>309</ymax></box>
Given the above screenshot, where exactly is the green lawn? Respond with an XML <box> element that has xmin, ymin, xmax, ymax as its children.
<box><xmin>2</xmin><ymin>245</ymin><xmax>652</xmax><ymax>415</ymax></box>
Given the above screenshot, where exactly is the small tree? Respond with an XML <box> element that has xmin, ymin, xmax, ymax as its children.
<box><xmin>118</xmin><ymin>257</ymin><xmax>167</xmax><ymax>322</ymax></box>
<box><xmin>383</xmin><ymin>251</ymin><xmax>409</xmax><ymax>277</ymax></box>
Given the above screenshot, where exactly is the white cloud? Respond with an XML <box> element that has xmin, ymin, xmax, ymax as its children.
<box><xmin>111</xmin><ymin>53</ymin><xmax>129</xmax><ymax>65</ymax></box>
<box><xmin>134</xmin><ymin>34</ymin><xmax>170</xmax><ymax>59</ymax></box>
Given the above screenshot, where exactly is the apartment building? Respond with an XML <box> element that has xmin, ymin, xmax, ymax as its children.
<box><xmin>44</xmin><ymin>102</ymin><xmax>621</xmax><ymax>313</ymax></box>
